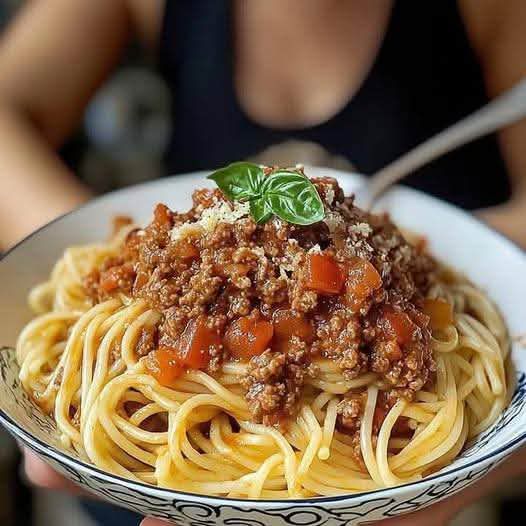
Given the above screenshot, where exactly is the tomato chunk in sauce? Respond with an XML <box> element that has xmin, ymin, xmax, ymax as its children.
<box><xmin>305</xmin><ymin>253</ymin><xmax>345</xmax><ymax>294</ymax></box>
<box><xmin>145</xmin><ymin>347</ymin><xmax>184</xmax><ymax>387</ymax></box>
<box><xmin>345</xmin><ymin>257</ymin><xmax>382</xmax><ymax>311</ymax></box>
<box><xmin>272</xmin><ymin>309</ymin><xmax>314</xmax><ymax>343</ymax></box>
<box><xmin>177</xmin><ymin>316</ymin><xmax>220</xmax><ymax>368</ymax></box>
<box><xmin>99</xmin><ymin>264</ymin><xmax>134</xmax><ymax>293</ymax></box>
<box><xmin>224</xmin><ymin>315</ymin><xmax>274</xmax><ymax>359</ymax></box>
<box><xmin>172</xmin><ymin>241</ymin><xmax>199</xmax><ymax>260</ymax></box>
<box><xmin>146</xmin><ymin>316</ymin><xmax>220</xmax><ymax>384</ymax></box>
<box><xmin>382</xmin><ymin>309</ymin><xmax>417</xmax><ymax>345</ymax></box>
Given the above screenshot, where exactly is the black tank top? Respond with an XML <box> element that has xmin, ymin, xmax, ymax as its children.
<box><xmin>158</xmin><ymin>0</ymin><xmax>510</xmax><ymax>210</ymax></box>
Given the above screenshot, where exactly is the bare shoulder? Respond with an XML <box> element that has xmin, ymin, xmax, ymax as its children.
<box><xmin>458</xmin><ymin>0</ymin><xmax>526</xmax><ymax>59</ymax></box>
<box><xmin>126</xmin><ymin>0</ymin><xmax>164</xmax><ymax>52</ymax></box>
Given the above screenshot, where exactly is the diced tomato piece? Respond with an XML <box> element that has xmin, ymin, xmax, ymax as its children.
<box><xmin>345</xmin><ymin>258</ymin><xmax>382</xmax><ymax>311</ymax></box>
<box><xmin>172</xmin><ymin>241</ymin><xmax>199</xmax><ymax>260</ymax></box>
<box><xmin>382</xmin><ymin>309</ymin><xmax>416</xmax><ymax>345</ymax></box>
<box><xmin>153</xmin><ymin>203</ymin><xmax>173</xmax><ymax>227</ymax></box>
<box><xmin>177</xmin><ymin>317</ymin><xmax>220</xmax><ymax>369</ymax></box>
<box><xmin>423</xmin><ymin>298</ymin><xmax>454</xmax><ymax>331</ymax></box>
<box><xmin>99</xmin><ymin>265</ymin><xmax>134</xmax><ymax>293</ymax></box>
<box><xmin>305</xmin><ymin>253</ymin><xmax>345</xmax><ymax>294</ymax></box>
<box><xmin>145</xmin><ymin>317</ymin><xmax>219</xmax><ymax>383</ymax></box>
<box><xmin>224</xmin><ymin>315</ymin><xmax>274</xmax><ymax>359</ymax></box>
<box><xmin>99</xmin><ymin>271</ymin><xmax>119</xmax><ymax>292</ymax></box>
<box><xmin>145</xmin><ymin>347</ymin><xmax>183</xmax><ymax>387</ymax></box>
<box><xmin>272</xmin><ymin>309</ymin><xmax>314</xmax><ymax>343</ymax></box>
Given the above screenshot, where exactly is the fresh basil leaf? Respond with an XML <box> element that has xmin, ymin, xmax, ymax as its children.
<box><xmin>250</xmin><ymin>196</ymin><xmax>273</xmax><ymax>224</ymax></box>
<box><xmin>260</xmin><ymin>171</ymin><xmax>325</xmax><ymax>225</ymax></box>
<box><xmin>207</xmin><ymin>162</ymin><xmax>265</xmax><ymax>201</ymax></box>
<box><xmin>207</xmin><ymin>163</ymin><xmax>325</xmax><ymax>225</ymax></box>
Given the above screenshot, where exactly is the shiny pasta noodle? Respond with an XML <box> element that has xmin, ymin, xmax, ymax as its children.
<box><xmin>17</xmin><ymin>236</ymin><xmax>509</xmax><ymax>499</ymax></box>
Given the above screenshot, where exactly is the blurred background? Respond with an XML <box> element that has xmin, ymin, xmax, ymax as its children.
<box><xmin>0</xmin><ymin>1</ymin><xmax>171</xmax><ymax>196</ymax></box>
<box><xmin>0</xmin><ymin>1</ymin><xmax>524</xmax><ymax>525</ymax></box>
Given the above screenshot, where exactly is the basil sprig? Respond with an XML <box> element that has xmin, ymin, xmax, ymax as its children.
<box><xmin>208</xmin><ymin>162</ymin><xmax>265</xmax><ymax>201</ymax></box>
<box><xmin>208</xmin><ymin>162</ymin><xmax>325</xmax><ymax>225</ymax></box>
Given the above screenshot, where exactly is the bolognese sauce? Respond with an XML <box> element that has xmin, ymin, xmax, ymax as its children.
<box><xmin>84</xmin><ymin>175</ymin><xmax>440</xmax><ymax>440</ymax></box>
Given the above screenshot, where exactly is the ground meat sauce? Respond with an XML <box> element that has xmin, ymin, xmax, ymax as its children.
<box><xmin>84</xmin><ymin>174</ymin><xmax>437</xmax><ymax>437</ymax></box>
<box><xmin>242</xmin><ymin>342</ymin><xmax>318</xmax><ymax>427</ymax></box>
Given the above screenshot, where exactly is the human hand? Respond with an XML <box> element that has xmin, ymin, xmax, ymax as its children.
<box><xmin>22</xmin><ymin>446</ymin><xmax>526</xmax><ymax>526</ymax></box>
<box><xmin>375</xmin><ymin>446</ymin><xmax>526</xmax><ymax>525</ymax></box>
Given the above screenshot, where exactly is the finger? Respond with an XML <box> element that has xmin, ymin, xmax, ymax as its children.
<box><xmin>22</xmin><ymin>448</ymin><xmax>89</xmax><ymax>496</ymax></box>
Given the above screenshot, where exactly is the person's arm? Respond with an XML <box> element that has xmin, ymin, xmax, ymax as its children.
<box><xmin>459</xmin><ymin>0</ymin><xmax>526</xmax><ymax>247</ymax></box>
<box><xmin>0</xmin><ymin>0</ymin><xmax>132</xmax><ymax>249</ymax></box>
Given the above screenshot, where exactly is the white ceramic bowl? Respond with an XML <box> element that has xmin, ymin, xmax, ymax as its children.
<box><xmin>1</xmin><ymin>168</ymin><xmax>525</xmax><ymax>525</ymax></box>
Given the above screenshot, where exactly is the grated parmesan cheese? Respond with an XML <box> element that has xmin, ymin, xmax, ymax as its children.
<box><xmin>349</xmin><ymin>222</ymin><xmax>373</xmax><ymax>237</ymax></box>
<box><xmin>171</xmin><ymin>200</ymin><xmax>250</xmax><ymax>241</ymax></box>
<box><xmin>323</xmin><ymin>210</ymin><xmax>345</xmax><ymax>234</ymax></box>
<box><xmin>308</xmin><ymin>244</ymin><xmax>322</xmax><ymax>254</ymax></box>
<box><xmin>200</xmin><ymin>200</ymin><xmax>250</xmax><ymax>231</ymax></box>
<box><xmin>272</xmin><ymin>216</ymin><xmax>286</xmax><ymax>233</ymax></box>
<box><xmin>170</xmin><ymin>223</ymin><xmax>203</xmax><ymax>242</ymax></box>
<box><xmin>325</xmin><ymin>186</ymin><xmax>335</xmax><ymax>205</ymax></box>
<box><xmin>278</xmin><ymin>250</ymin><xmax>303</xmax><ymax>274</ymax></box>
<box><xmin>279</xmin><ymin>266</ymin><xmax>290</xmax><ymax>281</ymax></box>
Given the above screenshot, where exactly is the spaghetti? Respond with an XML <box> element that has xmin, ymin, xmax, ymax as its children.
<box><xmin>16</xmin><ymin>171</ymin><xmax>509</xmax><ymax>499</ymax></box>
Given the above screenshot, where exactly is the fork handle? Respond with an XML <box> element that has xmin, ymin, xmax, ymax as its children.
<box><xmin>361</xmin><ymin>77</ymin><xmax>526</xmax><ymax>208</ymax></box>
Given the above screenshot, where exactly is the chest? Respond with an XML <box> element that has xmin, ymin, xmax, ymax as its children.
<box><xmin>232</xmin><ymin>0</ymin><xmax>393</xmax><ymax>129</ymax></box>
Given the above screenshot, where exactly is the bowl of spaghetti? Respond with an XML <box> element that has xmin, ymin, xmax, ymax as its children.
<box><xmin>0</xmin><ymin>165</ymin><xmax>525</xmax><ymax>525</ymax></box>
